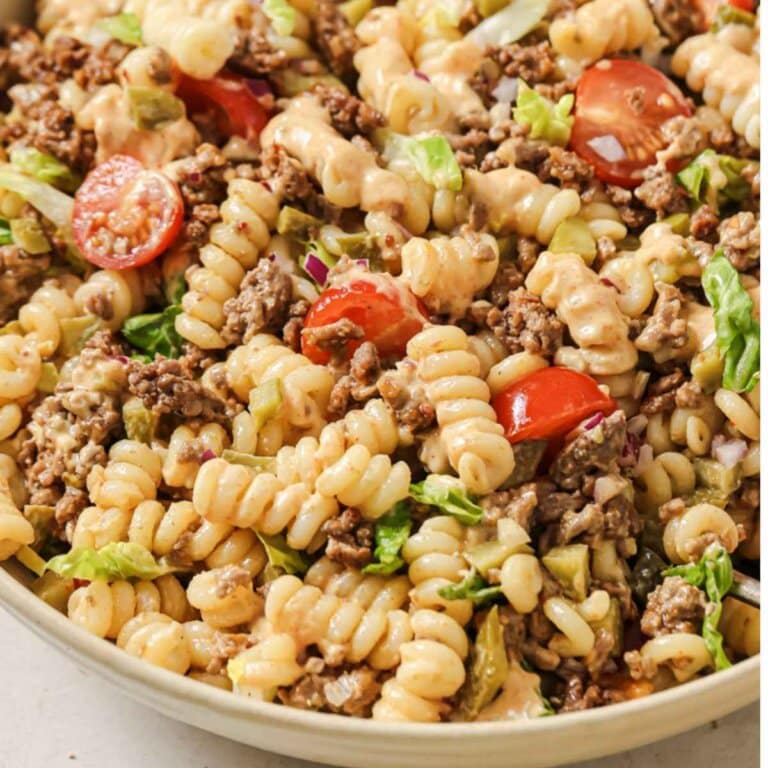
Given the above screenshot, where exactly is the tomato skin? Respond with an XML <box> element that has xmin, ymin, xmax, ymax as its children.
<box><xmin>302</xmin><ymin>278</ymin><xmax>427</xmax><ymax>364</ymax></box>
<box><xmin>570</xmin><ymin>60</ymin><xmax>692</xmax><ymax>188</ymax></box>
<box><xmin>73</xmin><ymin>155</ymin><xmax>184</xmax><ymax>270</ymax></box>
<box><xmin>492</xmin><ymin>367</ymin><xmax>617</xmax><ymax>444</ymax></box>
<box><xmin>176</xmin><ymin>72</ymin><xmax>269</xmax><ymax>142</ymax></box>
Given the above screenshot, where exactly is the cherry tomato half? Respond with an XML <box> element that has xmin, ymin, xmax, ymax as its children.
<box><xmin>177</xmin><ymin>72</ymin><xmax>269</xmax><ymax>143</ymax></box>
<box><xmin>492</xmin><ymin>367</ymin><xmax>617</xmax><ymax>444</ymax></box>
<box><xmin>570</xmin><ymin>59</ymin><xmax>692</xmax><ymax>188</ymax></box>
<box><xmin>72</xmin><ymin>155</ymin><xmax>184</xmax><ymax>270</ymax></box>
<box><xmin>302</xmin><ymin>277</ymin><xmax>427</xmax><ymax>364</ymax></box>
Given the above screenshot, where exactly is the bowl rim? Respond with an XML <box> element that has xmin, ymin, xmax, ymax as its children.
<box><xmin>1</xmin><ymin>563</ymin><xmax>759</xmax><ymax>739</ymax></box>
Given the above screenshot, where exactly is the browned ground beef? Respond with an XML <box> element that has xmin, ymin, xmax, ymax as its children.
<box><xmin>640</xmin><ymin>576</ymin><xmax>707</xmax><ymax>637</ymax></box>
<box><xmin>322</xmin><ymin>507</ymin><xmax>374</xmax><ymax>568</ymax></box>
<box><xmin>313</xmin><ymin>0</ymin><xmax>361</xmax><ymax>76</ymax></box>
<box><xmin>635</xmin><ymin>284</ymin><xmax>689</xmax><ymax>355</ymax></box>
<box><xmin>278</xmin><ymin>665</ymin><xmax>381</xmax><ymax>717</ymax></box>
<box><xmin>311</xmin><ymin>84</ymin><xmax>385</xmax><ymax>137</ymax></box>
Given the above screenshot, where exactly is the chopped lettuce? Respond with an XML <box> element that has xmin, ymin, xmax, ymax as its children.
<box><xmin>391</xmin><ymin>135</ymin><xmax>463</xmax><ymax>192</ymax></box>
<box><xmin>97</xmin><ymin>13</ymin><xmax>143</xmax><ymax>46</ymax></box>
<box><xmin>45</xmin><ymin>542</ymin><xmax>175</xmax><ymax>581</ymax></box>
<box><xmin>663</xmin><ymin>544</ymin><xmax>734</xmax><ymax>671</ymax></box>
<box><xmin>0</xmin><ymin>219</ymin><xmax>11</xmax><ymax>246</ymax></box>
<box><xmin>702</xmin><ymin>251</ymin><xmax>760</xmax><ymax>392</ymax></box>
<box><xmin>458</xmin><ymin>605</ymin><xmax>509</xmax><ymax>720</ymax></box>
<box><xmin>255</xmin><ymin>532</ymin><xmax>309</xmax><ymax>577</ymax></box>
<box><xmin>438</xmin><ymin>568</ymin><xmax>502</xmax><ymax>604</ymax></box>
<box><xmin>10</xmin><ymin>147</ymin><xmax>81</xmax><ymax>193</ymax></box>
<box><xmin>513</xmin><ymin>81</ymin><xmax>574</xmax><ymax>146</ymax></box>
<box><xmin>676</xmin><ymin>150</ymin><xmax>753</xmax><ymax>210</ymax></box>
<box><xmin>0</xmin><ymin>165</ymin><xmax>74</xmax><ymax>233</ymax></box>
<box><xmin>409</xmin><ymin>475</ymin><xmax>483</xmax><ymax>525</ymax></box>
<box><xmin>263</xmin><ymin>0</ymin><xmax>296</xmax><ymax>36</ymax></box>
<box><xmin>122</xmin><ymin>303</ymin><xmax>184</xmax><ymax>359</ymax></box>
<box><xmin>363</xmin><ymin>502</ymin><xmax>412</xmax><ymax>575</ymax></box>
<box><xmin>467</xmin><ymin>0</ymin><xmax>549</xmax><ymax>46</ymax></box>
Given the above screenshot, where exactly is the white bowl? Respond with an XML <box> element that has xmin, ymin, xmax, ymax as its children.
<box><xmin>1</xmin><ymin>560</ymin><xmax>759</xmax><ymax>768</ymax></box>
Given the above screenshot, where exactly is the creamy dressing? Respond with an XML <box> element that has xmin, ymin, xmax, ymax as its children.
<box><xmin>476</xmin><ymin>664</ymin><xmax>548</xmax><ymax>721</ymax></box>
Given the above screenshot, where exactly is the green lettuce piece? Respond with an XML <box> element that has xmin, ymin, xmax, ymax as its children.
<box><xmin>409</xmin><ymin>475</ymin><xmax>483</xmax><ymax>525</ymax></box>
<box><xmin>45</xmin><ymin>542</ymin><xmax>174</xmax><ymax>581</ymax></box>
<box><xmin>663</xmin><ymin>543</ymin><xmax>734</xmax><ymax>671</ymax></box>
<box><xmin>399</xmin><ymin>135</ymin><xmax>463</xmax><ymax>192</ymax></box>
<box><xmin>363</xmin><ymin>502</ymin><xmax>412</xmax><ymax>575</ymax></box>
<box><xmin>467</xmin><ymin>0</ymin><xmax>549</xmax><ymax>45</ymax></box>
<box><xmin>702</xmin><ymin>251</ymin><xmax>760</xmax><ymax>392</ymax></box>
<box><xmin>255</xmin><ymin>532</ymin><xmax>309</xmax><ymax>576</ymax></box>
<box><xmin>438</xmin><ymin>568</ymin><xmax>502</xmax><ymax>604</ymax></box>
<box><xmin>0</xmin><ymin>165</ymin><xmax>74</xmax><ymax>233</ymax></box>
<box><xmin>458</xmin><ymin>604</ymin><xmax>509</xmax><ymax>720</ymax></box>
<box><xmin>263</xmin><ymin>0</ymin><xmax>296</xmax><ymax>36</ymax></box>
<box><xmin>513</xmin><ymin>81</ymin><xmax>574</xmax><ymax>145</ymax></box>
<box><xmin>10</xmin><ymin>147</ymin><xmax>81</xmax><ymax>193</ymax></box>
<box><xmin>0</xmin><ymin>219</ymin><xmax>11</xmax><ymax>245</ymax></box>
<box><xmin>122</xmin><ymin>303</ymin><xmax>184</xmax><ymax>359</ymax></box>
<box><xmin>97</xmin><ymin>13</ymin><xmax>143</xmax><ymax>46</ymax></box>
<box><xmin>676</xmin><ymin>150</ymin><xmax>753</xmax><ymax>209</ymax></box>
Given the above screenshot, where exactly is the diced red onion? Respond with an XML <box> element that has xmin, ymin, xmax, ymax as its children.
<box><xmin>586</xmin><ymin>135</ymin><xmax>627</xmax><ymax>162</ymax></box>
<box><xmin>712</xmin><ymin>437</ymin><xmax>748</xmax><ymax>468</ymax></box>
<box><xmin>412</xmin><ymin>70</ymin><xmax>430</xmax><ymax>82</ymax></box>
<box><xmin>355</xmin><ymin>259</ymin><xmax>369</xmax><ymax>269</ymax></box>
<box><xmin>73</xmin><ymin>578</ymin><xmax>90</xmax><ymax>589</ymax></box>
<box><xmin>582</xmin><ymin>411</ymin><xmax>605</xmax><ymax>430</ymax></box>
<box><xmin>600</xmin><ymin>277</ymin><xmax>618</xmax><ymax>290</ymax></box>
<box><xmin>491</xmin><ymin>76</ymin><xmax>519</xmax><ymax>104</ymax></box>
<box><xmin>200</xmin><ymin>449</ymin><xmax>216</xmax><ymax>463</ymax></box>
<box><xmin>304</xmin><ymin>252</ymin><xmax>330</xmax><ymax>285</ymax></box>
<box><xmin>112</xmin><ymin>355</ymin><xmax>130</xmax><ymax>364</ymax></box>
<box><xmin>618</xmin><ymin>432</ymin><xmax>640</xmax><ymax>468</ymax></box>
<box><xmin>246</xmin><ymin>78</ymin><xmax>271</xmax><ymax>97</ymax></box>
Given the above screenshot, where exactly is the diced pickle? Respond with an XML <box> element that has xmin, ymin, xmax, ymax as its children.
<box><xmin>691</xmin><ymin>343</ymin><xmax>724</xmax><ymax>393</ymax></box>
<box><xmin>720</xmin><ymin>596</ymin><xmax>760</xmax><ymax>657</ymax></box>
<box><xmin>662</xmin><ymin>212</ymin><xmax>691</xmax><ymax>236</ymax></box>
<box><xmin>465</xmin><ymin>540</ymin><xmax>525</xmax><ymax>577</ymax></box>
<box><xmin>31</xmin><ymin>571</ymin><xmax>75</xmax><ymax>613</ymax></box>
<box><xmin>339</xmin><ymin>0</ymin><xmax>373</xmax><ymax>26</ymax></box>
<box><xmin>272</xmin><ymin>70</ymin><xmax>347</xmax><ymax>97</ymax></box>
<box><xmin>711</xmin><ymin>4</ymin><xmax>756</xmax><ymax>31</ymax></box>
<box><xmin>59</xmin><ymin>316</ymin><xmax>103</xmax><ymax>357</ymax></box>
<box><xmin>36</xmin><ymin>362</ymin><xmax>59</xmax><ymax>394</ymax></box>
<box><xmin>127</xmin><ymin>87</ymin><xmax>185</xmax><ymax>130</ymax></box>
<box><xmin>548</xmin><ymin>217</ymin><xmax>596</xmax><ymax>264</ymax></box>
<box><xmin>276</xmin><ymin>206</ymin><xmax>322</xmax><ymax>240</ymax></box>
<box><xmin>23</xmin><ymin>504</ymin><xmax>55</xmax><ymax>550</ymax></box>
<box><xmin>221</xmin><ymin>450</ymin><xmax>277</xmax><ymax>473</ymax></box>
<box><xmin>693</xmin><ymin>458</ymin><xmax>743</xmax><ymax>495</ymax></box>
<box><xmin>249</xmin><ymin>379</ymin><xmax>283</xmax><ymax>432</ymax></box>
<box><xmin>458</xmin><ymin>605</ymin><xmax>509</xmax><ymax>720</ymax></box>
<box><xmin>589</xmin><ymin>597</ymin><xmax>623</xmax><ymax>657</ymax></box>
<box><xmin>684</xmin><ymin>488</ymin><xmax>729</xmax><ymax>509</ymax></box>
<box><xmin>476</xmin><ymin>0</ymin><xmax>511</xmax><ymax>16</ymax></box>
<box><xmin>10</xmin><ymin>218</ymin><xmax>50</xmax><ymax>254</ymax></box>
<box><xmin>122</xmin><ymin>397</ymin><xmax>158</xmax><ymax>444</ymax></box>
<box><xmin>542</xmin><ymin>544</ymin><xmax>590</xmax><ymax>602</ymax></box>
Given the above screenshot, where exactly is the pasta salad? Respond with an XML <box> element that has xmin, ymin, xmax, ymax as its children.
<box><xmin>0</xmin><ymin>0</ymin><xmax>760</xmax><ymax>722</ymax></box>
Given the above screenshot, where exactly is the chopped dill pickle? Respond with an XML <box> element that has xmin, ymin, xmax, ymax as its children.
<box><xmin>127</xmin><ymin>87</ymin><xmax>185</xmax><ymax>130</ymax></box>
<box><xmin>10</xmin><ymin>218</ymin><xmax>50</xmax><ymax>254</ymax></box>
<box><xmin>31</xmin><ymin>571</ymin><xmax>75</xmax><ymax>613</ymax></box>
<box><xmin>542</xmin><ymin>544</ymin><xmax>590</xmax><ymax>602</ymax></box>
<box><xmin>548</xmin><ymin>217</ymin><xmax>596</xmax><ymax>264</ymax></box>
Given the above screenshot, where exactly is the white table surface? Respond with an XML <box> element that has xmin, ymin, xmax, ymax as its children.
<box><xmin>1</xmin><ymin>607</ymin><xmax>758</xmax><ymax>768</ymax></box>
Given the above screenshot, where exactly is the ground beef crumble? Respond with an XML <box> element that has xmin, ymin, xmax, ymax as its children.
<box><xmin>228</xmin><ymin>29</ymin><xmax>288</xmax><ymax>76</ymax></box>
<box><xmin>328</xmin><ymin>342</ymin><xmax>382</xmax><ymax>416</ymax></box>
<box><xmin>311</xmin><ymin>84</ymin><xmax>384</xmax><ymax>137</ymax></box>
<box><xmin>278</xmin><ymin>665</ymin><xmax>381</xmax><ymax>717</ymax></box>
<box><xmin>322</xmin><ymin>508</ymin><xmax>374</xmax><ymax>568</ymax></box>
<box><xmin>481</xmin><ymin>482</ymin><xmax>539</xmax><ymax>531</ymax></box>
<box><xmin>0</xmin><ymin>246</ymin><xmax>51</xmax><ymax>324</ymax></box>
<box><xmin>485</xmin><ymin>288</ymin><xmax>564</xmax><ymax>358</ymax></box>
<box><xmin>717</xmin><ymin>212</ymin><xmax>759</xmax><ymax>271</ymax></box>
<box><xmin>313</xmin><ymin>0</ymin><xmax>361</xmax><ymax>76</ymax></box>
<box><xmin>635</xmin><ymin>284</ymin><xmax>689</xmax><ymax>355</ymax></box>
<box><xmin>127</xmin><ymin>358</ymin><xmax>233</xmax><ymax>423</ymax></box>
<box><xmin>220</xmin><ymin>258</ymin><xmax>293</xmax><ymax>345</ymax></box>
<box><xmin>282</xmin><ymin>299</ymin><xmax>311</xmax><ymax>352</ymax></box>
<box><xmin>640</xmin><ymin>576</ymin><xmax>707</xmax><ymax>637</ymax></box>
<box><xmin>377</xmin><ymin>360</ymin><xmax>436</xmax><ymax>435</ymax></box>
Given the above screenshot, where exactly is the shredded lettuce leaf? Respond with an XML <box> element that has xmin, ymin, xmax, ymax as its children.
<box><xmin>263</xmin><ymin>0</ymin><xmax>296</xmax><ymax>36</ymax></box>
<box><xmin>393</xmin><ymin>135</ymin><xmax>463</xmax><ymax>192</ymax></box>
<box><xmin>438</xmin><ymin>568</ymin><xmax>502</xmax><ymax>604</ymax></box>
<box><xmin>122</xmin><ymin>304</ymin><xmax>185</xmax><ymax>359</ymax></box>
<box><xmin>97</xmin><ymin>13</ymin><xmax>143</xmax><ymax>46</ymax></box>
<box><xmin>702</xmin><ymin>251</ymin><xmax>760</xmax><ymax>392</ymax></box>
<box><xmin>663</xmin><ymin>543</ymin><xmax>734</xmax><ymax>671</ymax></box>
<box><xmin>467</xmin><ymin>0</ymin><xmax>549</xmax><ymax>45</ymax></box>
<box><xmin>0</xmin><ymin>165</ymin><xmax>74</xmax><ymax>233</ymax></box>
<box><xmin>10</xmin><ymin>147</ymin><xmax>81</xmax><ymax>193</ymax></box>
<box><xmin>0</xmin><ymin>219</ymin><xmax>13</xmax><ymax>246</ymax></box>
<box><xmin>676</xmin><ymin>150</ymin><xmax>753</xmax><ymax>210</ymax></box>
<box><xmin>513</xmin><ymin>81</ymin><xmax>574</xmax><ymax>145</ymax></box>
<box><xmin>409</xmin><ymin>475</ymin><xmax>483</xmax><ymax>525</ymax></box>
<box><xmin>363</xmin><ymin>502</ymin><xmax>412</xmax><ymax>575</ymax></box>
<box><xmin>256</xmin><ymin>532</ymin><xmax>309</xmax><ymax>576</ymax></box>
<box><xmin>45</xmin><ymin>542</ymin><xmax>174</xmax><ymax>581</ymax></box>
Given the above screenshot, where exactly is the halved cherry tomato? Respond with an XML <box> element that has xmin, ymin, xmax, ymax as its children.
<box><xmin>72</xmin><ymin>155</ymin><xmax>183</xmax><ymax>270</ymax></box>
<box><xmin>302</xmin><ymin>277</ymin><xmax>428</xmax><ymax>364</ymax></box>
<box><xmin>176</xmin><ymin>72</ymin><xmax>269</xmax><ymax>143</ymax></box>
<box><xmin>492</xmin><ymin>367</ymin><xmax>617</xmax><ymax>444</ymax></box>
<box><xmin>570</xmin><ymin>60</ymin><xmax>692</xmax><ymax>188</ymax></box>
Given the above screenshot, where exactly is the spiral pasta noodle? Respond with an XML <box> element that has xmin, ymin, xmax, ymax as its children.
<box><xmin>0</xmin><ymin>479</ymin><xmax>34</xmax><ymax>561</ymax></box>
<box><xmin>663</xmin><ymin>503</ymin><xmax>741</xmax><ymax>564</ymax></box>
<box><xmin>162</xmin><ymin>424</ymin><xmax>229</xmax><ymax>490</ymax></box>
<box><xmin>406</xmin><ymin>326</ymin><xmax>515</xmax><ymax>494</ymax></box>
<box><xmin>671</xmin><ymin>34</ymin><xmax>760</xmax><ymax>149</ymax></box>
